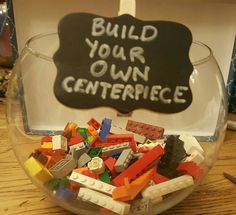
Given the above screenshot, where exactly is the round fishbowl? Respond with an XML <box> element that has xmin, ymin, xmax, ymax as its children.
<box><xmin>6</xmin><ymin>31</ymin><xmax>227</xmax><ymax>215</ymax></box>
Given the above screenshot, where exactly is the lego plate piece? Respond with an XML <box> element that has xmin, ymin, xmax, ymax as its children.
<box><xmin>142</xmin><ymin>175</ymin><xmax>194</xmax><ymax>199</ymax></box>
<box><xmin>69</xmin><ymin>171</ymin><xmax>116</xmax><ymax>195</ymax></box>
<box><xmin>126</xmin><ymin>120</ymin><xmax>164</xmax><ymax>140</ymax></box>
<box><xmin>78</xmin><ymin>187</ymin><xmax>130</xmax><ymax>215</ymax></box>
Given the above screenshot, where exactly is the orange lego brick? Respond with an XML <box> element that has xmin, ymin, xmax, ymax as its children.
<box><xmin>87</xmin><ymin>125</ymin><xmax>99</xmax><ymax>137</ymax></box>
<box><xmin>63</xmin><ymin>122</ymin><xmax>78</xmax><ymax>138</ymax></box>
<box><xmin>73</xmin><ymin>167</ymin><xmax>99</xmax><ymax>179</ymax></box>
<box><xmin>112</xmin><ymin>168</ymin><xmax>155</xmax><ymax>201</ymax></box>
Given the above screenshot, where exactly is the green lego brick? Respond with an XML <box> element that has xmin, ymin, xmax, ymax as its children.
<box><xmin>77</xmin><ymin>127</ymin><xmax>88</xmax><ymax>139</ymax></box>
<box><xmin>99</xmin><ymin>168</ymin><xmax>112</xmax><ymax>183</ymax></box>
<box><xmin>87</xmin><ymin>135</ymin><xmax>94</xmax><ymax>144</ymax></box>
<box><xmin>88</xmin><ymin>147</ymin><xmax>102</xmax><ymax>158</ymax></box>
<box><xmin>47</xmin><ymin>178</ymin><xmax>69</xmax><ymax>189</ymax></box>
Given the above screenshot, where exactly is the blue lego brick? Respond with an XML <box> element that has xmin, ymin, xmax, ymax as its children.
<box><xmin>99</xmin><ymin>118</ymin><xmax>112</xmax><ymax>141</ymax></box>
<box><xmin>55</xmin><ymin>187</ymin><xmax>76</xmax><ymax>201</ymax></box>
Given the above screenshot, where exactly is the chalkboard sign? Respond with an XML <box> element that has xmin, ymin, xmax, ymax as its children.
<box><xmin>53</xmin><ymin>13</ymin><xmax>193</xmax><ymax>114</ymax></box>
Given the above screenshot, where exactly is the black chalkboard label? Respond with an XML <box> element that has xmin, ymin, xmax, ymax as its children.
<box><xmin>53</xmin><ymin>13</ymin><xmax>193</xmax><ymax>113</ymax></box>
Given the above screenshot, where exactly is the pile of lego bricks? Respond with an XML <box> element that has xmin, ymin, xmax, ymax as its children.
<box><xmin>24</xmin><ymin>118</ymin><xmax>205</xmax><ymax>215</ymax></box>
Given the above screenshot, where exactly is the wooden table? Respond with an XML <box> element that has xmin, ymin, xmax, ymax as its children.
<box><xmin>0</xmin><ymin>101</ymin><xmax>236</xmax><ymax>215</ymax></box>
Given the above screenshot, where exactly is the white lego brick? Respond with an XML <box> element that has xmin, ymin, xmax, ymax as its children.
<box><xmin>110</xmin><ymin>125</ymin><xmax>132</xmax><ymax>135</ymax></box>
<box><xmin>102</xmin><ymin>142</ymin><xmax>130</xmax><ymax>155</ymax></box>
<box><xmin>149</xmin><ymin>196</ymin><xmax>163</xmax><ymax>205</ymax></box>
<box><xmin>179</xmin><ymin>134</ymin><xmax>204</xmax><ymax>155</ymax></box>
<box><xmin>184</xmin><ymin>150</ymin><xmax>205</xmax><ymax>165</ymax></box>
<box><xmin>114</xmin><ymin>148</ymin><xmax>133</xmax><ymax>173</ymax></box>
<box><xmin>133</xmin><ymin>133</ymin><xmax>146</xmax><ymax>144</ymax></box>
<box><xmin>88</xmin><ymin>157</ymin><xmax>105</xmax><ymax>174</ymax></box>
<box><xmin>142</xmin><ymin>175</ymin><xmax>194</xmax><ymax>199</ymax></box>
<box><xmin>52</xmin><ymin>135</ymin><xmax>67</xmax><ymax>151</ymax></box>
<box><xmin>142</xmin><ymin>139</ymin><xmax>165</xmax><ymax>148</ymax></box>
<box><xmin>78</xmin><ymin>187</ymin><xmax>130</xmax><ymax>215</ymax></box>
<box><xmin>110</xmin><ymin>125</ymin><xmax>146</xmax><ymax>144</ymax></box>
<box><xmin>69</xmin><ymin>171</ymin><xmax>116</xmax><ymax>195</ymax></box>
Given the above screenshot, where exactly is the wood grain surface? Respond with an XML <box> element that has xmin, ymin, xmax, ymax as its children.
<box><xmin>0</xmin><ymin>100</ymin><xmax>236</xmax><ymax>215</ymax></box>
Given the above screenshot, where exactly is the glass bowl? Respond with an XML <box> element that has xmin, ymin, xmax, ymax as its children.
<box><xmin>6</xmin><ymin>33</ymin><xmax>227</xmax><ymax>215</ymax></box>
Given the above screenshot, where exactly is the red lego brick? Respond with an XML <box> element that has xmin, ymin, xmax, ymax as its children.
<box><xmin>126</xmin><ymin>120</ymin><xmax>164</xmax><ymax>139</ymax></box>
<box><xmin>82</xmin><ymin>169</ymin><xmax>99</xmax><ymax>179</ymax></box>
<box><xmin>94</xmin><ymin>141</ymin><xmax>117</xmax><ymax>148</ymax></box>
<box><xmin>68</xmin><ymin>181</ymin><xmax>80</xmax><ymax>192</ymax></box>
<box><xmin>129</xmin><ymin>141</ymin><xmax>137</xmax><ymax>152</ymax></box>
<box><xmin>38</xmin><ymin>148</ymin><xmax>53</xmax><ymax>156</ymax></box>
<box><xmin>111</xmin><ymin>145</ymin><xmax>164</xmax><ymax>186</ymax></box>
<box><xmin>30</xmin><ymin>150</ymin><xmax>48</xmax><ymax>165</ymax></box>
<box><xmin>105</xmin><ymin>134</ymin><xmax>137</xmax><ymax>152</ymax></box>
<box><xmin>106</xmin><ymin>134</ymin><xmax>134</xmax><ymax>144</ymax></box>
<box><xmin>100</xmin><ymin>208</ymin><xmax>116</xmax><ymax>215</ymax></box>
<box><xmin>46</xmin><ymin>149</ymin><xmax>67</xmax><ymax>168</ymax></box>
<box><xmin>74</xmin><ymin>167</ymin><xmax>99</xmax><ymax>179</ymax></box>
<box><xmin>93</xmin><ymin>141</ymin><xmax>137</xmax><ymax>153</ymax></box>
<box><xmin>41</xmin><ymin>136</ymin><xmax>52</xmax><ymax>143</ymax></box>
<box><xmin>152</xmin><ymin>170</ymin><xmax>169</xmax><ymax>184</ymax></box>
<box><xmin>138</xmin><ymin>146</ymin><xmax>150</xmax><ymax>153</ymax></box>
<box><xmin>68</xmin><ymin>134</ymin><xmax>84</xmax><ymax>146</ymax></box>
<box><xmin>176</xmin><ymin>161</ymin><xmax>204</xmax><ymax>180</ymax></box>
<box><xmin>88</xmin><ymin>118</ymin><xmax>101</xmax><ymax>130</ymax></box>
<box><xmin>104</xmin><ymin>157</ymin><xmax>117</xmax><ymax>176</ymax></box>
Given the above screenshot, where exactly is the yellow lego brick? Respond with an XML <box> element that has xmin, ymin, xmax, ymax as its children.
<box><xmin>24</xmin><ymin>156</ymin><xmax>53</xmax><ymax>183</ymax></box>
<box><xmin>41</xmin><ymin>142</ymin><xmax>53</xmax><ymax>149</ymax></box>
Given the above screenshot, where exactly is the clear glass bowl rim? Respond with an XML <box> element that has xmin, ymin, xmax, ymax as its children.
<box><xmin>25</xmin><ymin>32</ymin><xmax>213</xmax><ymax>66</ymax></box>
